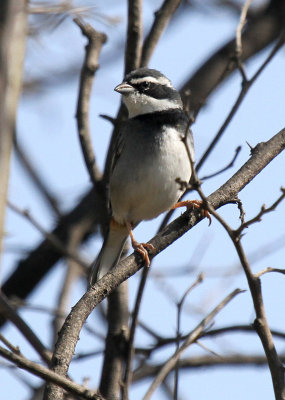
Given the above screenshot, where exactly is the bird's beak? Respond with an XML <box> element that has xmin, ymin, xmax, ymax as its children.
<box><xmin>114</xmin><ymin>82</ymin><xmax>133</xmax><ymax>94</ymax></box>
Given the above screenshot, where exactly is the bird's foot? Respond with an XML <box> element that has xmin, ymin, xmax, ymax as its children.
<box><xmin>172</xmin><ymin>200</ymin><xmax>212</xmax><ymax>226</ymax></box>
<box><xmin>131</xmin><ymin>240</ymin><xmax>155</xmax><ymax>267</ymax></box>
<box><xmin>126</xmin><ymin>222</ymin><xmax>155</xmax><ymax>266</ymax></box>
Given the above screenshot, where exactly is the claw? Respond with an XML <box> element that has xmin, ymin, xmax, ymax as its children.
<box><xmin>172</xmin><ymin>200</ymin><xmax>212</xmax><ymax>226</ymax></box>
<box><xmin>132</xmin><ymin>241</ymin><xmax>152</xmax><ymax>267</ymax></box>
<box><xmin>126</xmin><ymin>223</ymin><xmax>155</xmax><ymax>266</ymax></box>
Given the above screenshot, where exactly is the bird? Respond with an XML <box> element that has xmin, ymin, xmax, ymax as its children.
<box><xmin>89</xmin><ymin>67</ymin><xmax>207</xmax><ymax>285</ymax></box>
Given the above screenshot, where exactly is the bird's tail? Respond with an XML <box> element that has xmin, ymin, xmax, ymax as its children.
<box><xmin>89</xmin><ymin>221</ymin><xmax>128</xmax><ymax>286</ymax></box>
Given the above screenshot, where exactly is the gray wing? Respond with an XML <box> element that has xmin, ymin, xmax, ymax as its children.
<box><xmin>110</xmin><ymin>123</ymin><xmax>127</xmax><ymax>174</ymax></box>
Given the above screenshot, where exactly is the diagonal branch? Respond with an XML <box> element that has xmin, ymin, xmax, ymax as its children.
<box><xmin>0</xmin><ymin>292</ymin><xmax>52</xmax><ymax>365</ymax></box>
<box><xmin>44</xmin><ymin>128</ymin><xmax>285</xmax><ymax>400</ymax></box>
<box><xmin>140</xmin><ymin>0</ymin><xmax>181</xmax><ymax>67</ymax></box>
<box><xmin>0</xmin><ymin>346</ymin><xmax>102</xmax><ymax>400</ymax></box>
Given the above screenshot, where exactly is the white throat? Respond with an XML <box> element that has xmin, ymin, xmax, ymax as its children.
<box><xmin>123</xmin><ymin>93</ymin><xmax>182</xmax><ymax>118</ymax></box>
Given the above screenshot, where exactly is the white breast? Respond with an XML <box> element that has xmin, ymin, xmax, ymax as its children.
<box><xmin>110</xmin><ymin>127</ymin><xmax>191</xmax><ymax>225</ymax></box>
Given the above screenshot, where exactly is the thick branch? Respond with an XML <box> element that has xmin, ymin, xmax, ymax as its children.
<box><xmin>125</xmin><ymin>0</ymin><xmax>143</xmax><ymax>73</ymax></box>
<box><xmin>0</xmin><ymin>346</ymin><xmax>102</xmax><ymax>400</ymax></box>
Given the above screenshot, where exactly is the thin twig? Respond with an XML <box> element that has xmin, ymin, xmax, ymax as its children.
<box><xmin>123</xmin><ymin>266</ymin><xmax>150</xmax><ymax>400</ymax></box>
<box><xmin>0</xmin><ymin>334</ymin><xmax>20</xmax><ymax>354</ymax></box>
<box><xmin>235</xmin><ymin>0</ymin><xmax>253</xmax><ymax>80</ymax></box>
<box><xmin>140</xmin><ymin>0</ymin><xmax>181</xmax><ymax>67</ymax></box>
<box><xmin>143</xmin><ymin>289</ymin><xmax>243</xmax><ymax>400</ymax></box>
<box><xmin>0</xmin><ymin>292</ymin><xmax>52</xmax><ymax>365</ymax></box>
<box><xmin>255</xmin><ymin>267</ymin><xmax>285</xmax><ymax>278</ymax></box>
<box><xmin>234</xmin><ymin>187</ymin><xmax>285</xmax><ymax>236</ymax></box>
<box><xmin>52</xmin><ymin>257</ymin><xmax>80</xmax><ymax>348</ymax></box>
<box><xmin>174</xmin><ymin>273</ymin><xmax>204</xmax><ymax>400</ymax></box>
<box><xmin>196</xmin><ymin>33</ymin><xmax>284</xmax><ymax>173</ymax></box>
<box><xmin>208</xmin><ymin>206</ymin><xmax>285</xmax><ymax>399</ymax></box>
<box><xmin>135</xmin><ymin>324</ymin><xmax>285</xmax><ymax>357</ymax></box>
<box><xmin>200</xmin><ymin>146</ymin><xmax>242</xmax><ymax>181</ymax></box>
<box><xmin>74</xmin><ymin>18</ymin><xmax>106</xmax><ymax>186</ymax></box>
<box><xmin>7</xmin><ymin>201</ymin><xmax>88</xmax><ymax>270</ymax></box>
<box><xmin>134</xmin><ymin>354</ymin><xmax>285</xmax><ymax>382</ymax></box>
<box><xmin>13</xmin><ymin>137</ymin><xmax>61</xmax><ymax>216</ymax></box>
<box><xmin>236</xmin><ymin>0</ymin><xmax>253</xmax><ymax>57</ymax></box>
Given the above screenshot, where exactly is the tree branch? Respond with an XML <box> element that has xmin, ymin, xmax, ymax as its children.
<box><xmin>208</xmin><ymin>205</ymin><xmax>285</xmax><ymax>398</ymax></box>
<box><xmin>140</xmin><ymin>0</ymin><xmax>181</xmax><ymax>67</ymax></box>
<box><xmin>180</xmin><ymin>0</ymin><xmax>285</xmax><ymax>114</ymax></box>
<box><xmin>74</xmin><ymin>18</ymin><xmax>106</xmax><ymax>186</ymax></box>
<box><xmin>133</xmin><ymin>354</ymin><xmax>285</xmax><ymax>382</ymax></box>
<box><xmin>45</xmin><ymin>128</ymin><xmax>285</xmax><ymax>400</ymax></box>
<box><xmin>0</xmin><ymin>346</ymin><xmax>102</xmax><ymax>400</ymax></box>
<box><xmin>125</xmin><ymin>0</ymin><xmax>143</xmax><ymax>73</ymax></box>
<box><xmin>143</xmin><ymin>289</ymin><xmax>243</xmax><ymax>400</ymax></box>
<box><xmin>0</xmin><ymin>292</ymin><xmax>52</xmax><ymax>365</ymax></box>
<box><xmin>0</xmin><ymin>0</ymin><xmax>28</xmax><ymax>258</ymax></box>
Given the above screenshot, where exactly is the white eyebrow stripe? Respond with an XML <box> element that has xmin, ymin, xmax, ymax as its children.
<box><xmin>129</xmin><ymin>76</ymin><xmax>173</xmax><ymax>88</ymax></box>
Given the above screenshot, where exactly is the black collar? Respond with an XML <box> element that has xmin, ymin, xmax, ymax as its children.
<box><xmin>132</xmin><ymin>108</ymin><xmax>188</xmax><ymax>126</ymax></box>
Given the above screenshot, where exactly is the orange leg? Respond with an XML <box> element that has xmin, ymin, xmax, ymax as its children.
<box><xmin>172</xmin><ymin>200</ymin><xmax>212</xmax><ymax>226</ymax></box>
<box><xmin>126</xmin><ymin>223</ymin><xmax>155</xmax><ymax>267</ymax></box>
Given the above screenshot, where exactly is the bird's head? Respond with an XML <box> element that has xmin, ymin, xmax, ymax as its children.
<box><xmin>114</xmin><ymin>68</ymin><xmax>183</xmax><ymax>118</ymax></box>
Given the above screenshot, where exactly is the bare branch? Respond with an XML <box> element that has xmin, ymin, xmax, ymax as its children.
<box><xmin>196</xmin><ymin>34</ymin><xmax>284</xmax><ymax>173</ymax></box>
<box><xmin>180</xmin><ymin>1</ymin><xmax>285</xmax><ymax>114</ymax></box>
<box><xmin>14</xmin><ymin>138</ymin><xmax>61</xmax><ymax>216</ymax></box>
<box><xmin>134</xmin><ymin>354</ymin><xmax>285</xmax><ymax>382</ymax></box>
<box><xmin>208</xmin><ymin>207</ymin><xmax>285</xmax><ymax>399</ymax></box>
<box><xmin>123</xmin><ymin>265</ymin><xmax>150</xmax><ymax>400</ymax></box>
<box><xmin>236</xmin><ymin>0</ymin><xmax>253</xmax><ymax>58</ymax></box>
<box><xmin>174</xmin><ymin>273</ymin><xmax>204</xmax><ymax>399</ymax></box>
<box><xmin>45</xmin><ymin>127</ymin><xmax>285</xmax><ymax>400</ymax></box>
<box><xmin>0</xmin><ymin>334</ymin><xmax>20</xmax><ymax>354</ymax></box>
<box><xmin>256</xmin><ymin>267</ymin><xmax>285</xmax><ymax>278</ymax></box>
<box><xmin>235</xmin><ymin>187</ymin><xmax>285</xmax><ymax>236</ymax></box>
<box><xmin>0</xmin><ymin>0</ymin><xmax>28</xmax><ymax>258</ymax></box>
<box><xmin>74</xmin><ymin>18</ymin><xmax>106</xmax><ymax>186</ymax></box>
<box><xmin>0</xmin><ymin>292</ymin><xmax>52</xmax><ymax>365</ymax></box>
<box><xmin>99</xmin><ymin>283</ymin><xmax>129</xmax><ymax>400</ymax></box>
<box><xmin>143</xmin><ymin>289</ymin><xmax>243</xmax><ymax>400</ymax></box>
<box><xmin>125</xmin><ymin>0</ymin><xmax>143</xmax><ymax>73</ymax></box>
<box><xmin>140</xmin><ymin>0</ymin><xmax>181</xmax><ymax>67</ymax></box>
<box><xmin>7</xmin><ymin>201</ymin><xmax>88</xmax><ymax>271</ymax></box>
<box><xmin>200</xmin><ymin>146</ymin><xmax>241</xmax><ymax>181</ymax></box>
<box><xmin>136</xmin><ymin>324</ymin><xmax>285</xmax><ymax>357</ymax></box>
<box><xmin>0</xmin><ymin>346</ymin><xmax>102</xmax><ymax>400</ymax></box>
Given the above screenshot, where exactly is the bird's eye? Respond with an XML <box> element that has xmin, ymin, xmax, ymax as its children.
<box><xmin>141</xmin><ymin>81</ymin><xmax>150</xmax><ymax>90</ymax></box>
